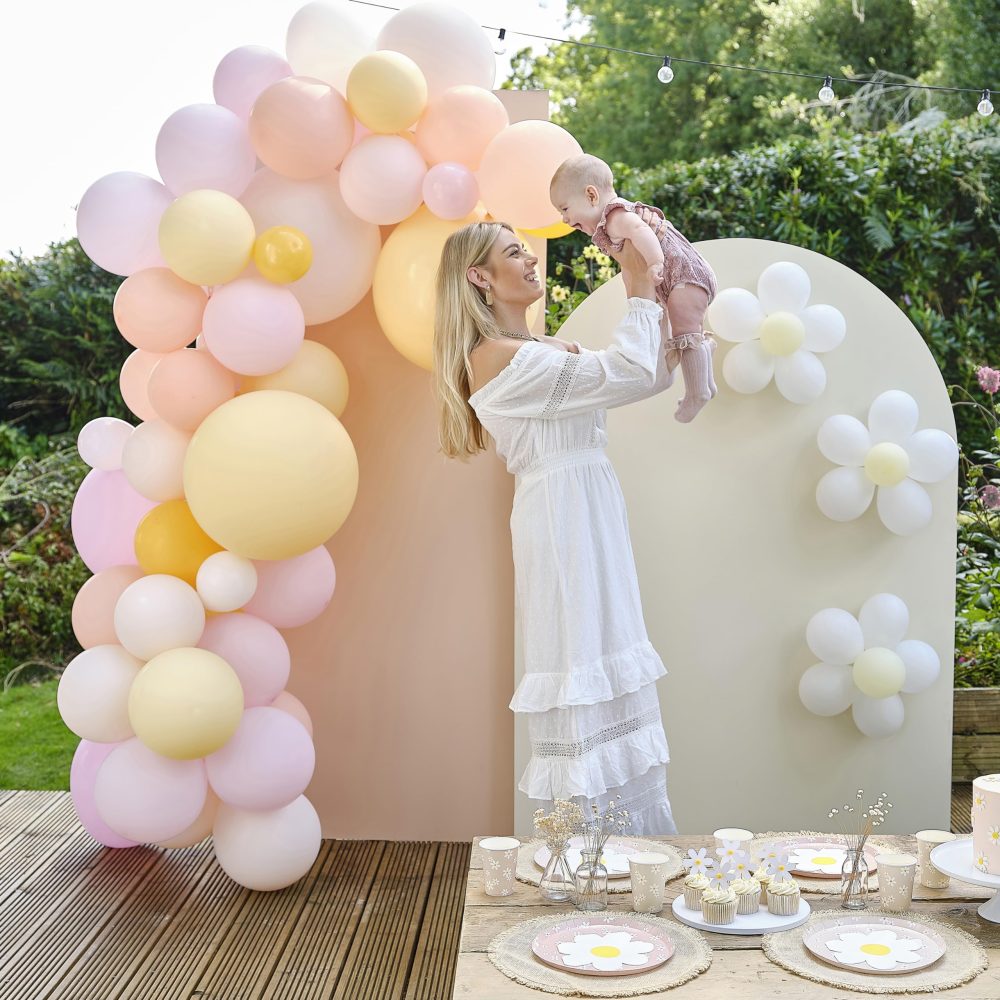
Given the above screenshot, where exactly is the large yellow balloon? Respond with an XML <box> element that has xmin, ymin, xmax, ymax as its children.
<box><xmin>239</xmin><ymin>340</ymin><xmax>349</xmax><ymax>418</ymax></box>
<box><xmin>128</xmin><ymin>648</ymin><xmax>243</xmax><ymax>759</ymax></box>
<box><xmin>348</xmin><ymin>50</ymin><xmax>428</xmax><ymax>133</ymax></box>
<box><xmin>523</xmin><ymin>221</ymin><xmax>574</xmax><ymax>239</ymax></box>
<box><xmin>159</xmin><ymin>189</ymin><xmax>256</xmax><ymax>286</ymax></box>
<box><xmin>134</xmin><ymin>499</ymin><xmax>223</xmax><ymax>586</ymax></box>
<box><xmin>183</xmin><ymin>390</ymin><xmax>359</xmax><ymax>560</ymax></box>
<box><xmin>253</xmin><ymin>225</ymin><xmax>313</xmax><ymax>284</ymax></box>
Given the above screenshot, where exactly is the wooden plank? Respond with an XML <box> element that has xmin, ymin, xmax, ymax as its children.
<box><xmin>953</xmin><ymin>734</ymin><xmax>1000</xmax><ymax>781</ymax></box>
<box><xmin>0</xmin><ymin>789</ymin><xmax>66</xmax><ymax>852</ymax></box>
<box><xmin>954</xmin><ymin>782</ymin><xmax>974</xmax><ymax>834</ymax></box>
<box><xmin>954</xmin><ymin>688</ymin><xmax>1000</xmax><ymax>734</ymax></box>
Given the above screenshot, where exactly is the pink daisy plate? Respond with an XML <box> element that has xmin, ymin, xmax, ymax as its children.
<box><xmin>803</xmin><ymin>915</ymin><xmax>946</xmax><ymax>975</ymax></box>
<box><xmin>781</xmin><ymin>839</ymin><xmax>880</xmax><ymax>880</ymax></box>
<box><xmin>531</xmin><ymin>914</ymin><xmax>675</xmax><ymax>977</ymax></box>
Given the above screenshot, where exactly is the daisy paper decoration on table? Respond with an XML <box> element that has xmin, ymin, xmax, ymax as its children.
<box><xmin>825</xmin><ymin>929</ymin><xmax>923</xmax><ymax>971</ymax></box>
<box><xmin>789</xmin><ymin>846</ymin><xmax>848</xmax><ymax>875</ymax></box>
<box><xmin>557</xmin><ymin>931</ymin><xmax>655</xmax><ymax>972</ymax></box>
<box><xmin>706</xmin><ymin>260</ymin><xmax>846</xmax><ymax>404</ymax></box>
<box><xmin>684</xmin><ymin>847</ymin><xmax>715</xmax><ymax>875</ymax></box>
<box><xmin>798</xmin><ymin>593</ymin><xmax>941</xmax><ymax>739</ymax></box>
<box><xmin>816</xmin><ymin>390</ymin><xmax>958</xmax><ymax>535</ymax></box>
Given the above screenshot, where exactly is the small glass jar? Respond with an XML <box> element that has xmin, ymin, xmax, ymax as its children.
<box><xmin>574</xmin><ymin>849</ymin><xmax>609</xmax><ymax>911</ymax></box>
<box><xmin>840</xmin><ymin>847</ymin><xmax>870</xmax><ymax>910</ymax></box>
<box><xmin>539</xmin><ymin>843</ymin><xmax>575</xmax><ymax>901</ymax></box>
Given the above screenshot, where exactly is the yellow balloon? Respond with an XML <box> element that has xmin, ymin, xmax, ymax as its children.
<box><xmin>852</xmin><ymin>647</ymin><xmax>906</xmax><ymax>698</ymax></box>
<box><xmin>134</xmin><ymin>499</ymin><xmax>223</xmax><ymax>586</ymax></box>
<box><xmin>129</xmin><ymin>648</ymin><xmax>243</xmax><ymax>759</ymax></box>
<box><xmin>253</xmin><ymin>225</ymin><xmax>313</xmax><ymax>284</ymax></box>
<box><xmin>183</xmin><ymin>390</ymin><xmax>358</xmax><ymax>560</ymax></box>
<box><xmin>158</xmin><ymin>189</ymin><xmax>256</xmax><ymax>286</ymax></box>
<box><xmin>239</xmin><ymin>340</ymin><xmax>349</xmax><ymax>417</ymax></box>
<box><xmin>523</xmin><ymin>221</ymin><xmax>574</xmax><ymax>239</ymax></box>
<box><xmin>758</xmin><ymin>311</ymin><xmax>806</xmax><ymax>356</ymax></box>
<box><xmin>348</xmin><ymin>51</ymin><xmax>428</xmax><ymax>133</ymax></box>
<box><xmin>864</xmin><ymin>442</ymin><xmax>910</xmax><ymax>487</ymax></box>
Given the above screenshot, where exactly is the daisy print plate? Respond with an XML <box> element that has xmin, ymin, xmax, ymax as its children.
<box><xmin>804</xmin><ymin>916</ymin><xmax>946</xmax><ymax>975</ymax></box>
<box><xmin>534</xmin><ymin>837</ymin><xmax>640</xmax><ymax>879</ymax></box>
<box><xmin>785</xmin><ymin>840</ymin><xmax>879</xmax><ymax>879</ymax></box>
<box><xmin>531</xmin><ymin>915</ymin><xmax>674</xmax><ymax>977</ymax></box>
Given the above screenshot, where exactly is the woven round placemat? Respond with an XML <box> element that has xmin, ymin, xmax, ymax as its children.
<box><xmin>761</xmin><ymin>908</ymin><xmax>989</xmax><ymax>994</ymax></box>
<box><xmin>489</xmin><ymin>911</ymin><xmax>712</xmax><ymax>997</ymax></box>
<box><xmin>516</xmin><ymin>839</ymin><xmax>685</xmax><ymax>894</ymax></box>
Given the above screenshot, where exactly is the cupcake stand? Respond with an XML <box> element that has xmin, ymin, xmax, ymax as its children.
<box><xmin>670</xmin><ymin>894</ymin><xmax>811</xmax><ymax>934</ymax></box>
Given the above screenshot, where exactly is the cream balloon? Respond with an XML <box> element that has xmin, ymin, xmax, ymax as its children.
<box><xmin>852</xmin><ymin>647</ymin><xmax>906</xmax><ymax>698</ymax></box>
<box><xmin>114</xmin><ymin>574</ymin><xmax>206</xmax><ymax>661</ymax></box>
<box><xmin>864</xmin><ymin>442</ymin><xmax>910</xmax><ymax>487</ymax></box>
<box><xmin>196</xmin><ymin>551</ymin><xmax>258</xmax><ymax>612</ymax></box>
<box><xmin>121</xmin><ymin>420</ymin><xmax>191</xmax><ymax>501</ymax></box>
<box><xmin>57</xmin><ymin>645</ymin><xmax>143</xmax><ymax>742</ymax></box>
<box><xmin>758</xmin><ymin>312</ymin><xmax>805</xmax><ymax>356</ymax></box>
<box><xmin>285</xmin><ymin>1</ymin><xmax>373</xmax><ymax>96</ymax></box>
<box><xmin>78</xmin><ymin>417</ymin><xmax>133</xmax><ymax>471</ymax></box>
<box><xmin>238</xmin><ymin>340</ymin><xmax>349</xmax><ymax>418</ymax></box>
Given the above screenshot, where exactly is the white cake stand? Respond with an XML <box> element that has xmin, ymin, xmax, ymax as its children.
<box><xmin>671</xmin><ymin>894</ymin><xmax>811</xmax><ymax>935</ymax></box>
<box><xmin>930</xmin><ymin>837</ymin><xmax>1000</xmax><ymax>922</ymax></box>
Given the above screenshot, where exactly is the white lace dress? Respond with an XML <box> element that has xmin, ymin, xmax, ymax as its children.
<box><xmin>468</xmin><ymin>297</ymin><xmax>677</xmax><ymax>834</ymax></box>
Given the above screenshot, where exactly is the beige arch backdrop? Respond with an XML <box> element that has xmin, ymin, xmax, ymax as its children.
<box><xmin>513</xmin><ymin>238</ymin><xmax>957</xmax><ymax>838</ymax></box>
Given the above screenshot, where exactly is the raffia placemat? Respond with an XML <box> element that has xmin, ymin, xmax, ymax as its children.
<box><xmin>762</xmin><ymin>908</ymin><xmax>989</xmax><ymax>994</ymax></box>
<box><xmin>516</xmin><ymin>839</ymin><xmax>685</xmax><ymax>894</ymax></box>
<box><xmin>489</xmin><ymin>911</ymin><xmax>712</xmax><ymax>997</ymax></box>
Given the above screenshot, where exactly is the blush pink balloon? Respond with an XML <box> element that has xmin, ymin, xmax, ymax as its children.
<box><xmin>201</xmin><ymin>278</ymin><xmax>305</xmax><ymax>376</ymax></box>
<box><xmin>206</xmin><ymin>707</ymin><xmax>315</xmax><ymax>810</ymax></box>
<box><xmin>147</xmin><ymin>348</ymin><xmax>238</xmax><ymax>430</ymax></box>
<box><xmin>244</xmin><ymin>545</ymin><xmax>336</xmax><ymax>628</ymax></box>
<box><xmin>415</xmin><ymin>85</ymin><xmax>509</xmax><ymax>169</ymax></box>
<box><xmin>72</xmin><ymin>565</ymin><xmax>145</xmax><ymax>648</ymax></box>
<box><xmin>214</xmin><ymin>46</ymin><xmax>293</xmax><ymax>121</ymax></box>
<box><xmin>71</xmin><ymin>469</ymin><xmax>157</xmax><ymax>573</ymax></box>
<box><xmin>339</xmin><ymin>135</ymin><xmax>426</xmax><ymax>225</ymax></box>
<box><xmin>269</xmin><ymin>691</ymin><xmax>314</xmax><ymax>737</ymax></box>
<box><xmin>198</xmin><ymin>612</ymin><xmax>290</xmax><ymax>707</ymax></box>
<box><xmin>120</xmin><ymin>349</ymin><xmax>166</xmax><ymax>422</ymax></box>
<box><xmin>422</xmin><ymin>162</ymin><xmax>479</xmax><ymax>220</ymax></box>
<box><xmin>70</xmin><ymin>740</ymin><xmax>140</xmax><ymax>848</ymax></box>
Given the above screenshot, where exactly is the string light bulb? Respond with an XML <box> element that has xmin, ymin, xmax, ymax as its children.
<box><xmin>494</xmin><ymin>27</ymin><xmax>507</xmax><ymax>56</ymax></box>
<box><xmin>657</xmin><ymin>57</ymin><xmax>674</xmax><ymax>85</ymax></box>
<box><xmin>818</xmin><ymin>76</ymin><xmax>835</xmax><ymax>104</ymax></box>
<box><xmin>978</xmin><ymin>89</ymin><xmax>994</xmax><ymax>117</ymax></box>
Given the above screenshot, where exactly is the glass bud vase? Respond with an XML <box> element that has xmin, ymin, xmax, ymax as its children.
<box><xmin>574</xmin><ymin>849</ymin><xmax>609</xmax><ymax>911</ymax></box>
<box><xmin>840</xmin><ymin>847</ymin><xmax>870</xmax><ymax>910</ymax></box>
<box><xmin>539</xmin><ymin>843</ymin><xmax>575</xmax><ymax>902</ymax></box>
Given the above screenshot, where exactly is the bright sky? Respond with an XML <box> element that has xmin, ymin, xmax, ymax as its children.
<box><xmin>0</xmin><ymin>0</ymin><xmax>572</xmax><ymax>258</ymax></box>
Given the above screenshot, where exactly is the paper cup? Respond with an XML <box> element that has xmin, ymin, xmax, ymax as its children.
<box><xmin>480</xmin><ymin>837</ymin><xmax>520</xmax><ymax>897</ymax></box>
<box><xmin>875</xmin><ymin>852</ymin><xmax>917</xmax><ymax>913</ymax></box>
<box><xmin>628</xmin><ymin>851</ymin><xmax>669</xmax><ymax>913</ymax></box>
<box><xmin>915</xmin><ymin>830</ymin><xmax>956</xmax><ymax>888</ymax></box>
<box><xmin>713</xmin><ymin>827</ymin><xmax>753</xmax><ymax>850</ymax></box>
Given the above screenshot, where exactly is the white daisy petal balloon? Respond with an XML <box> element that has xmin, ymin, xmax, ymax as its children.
<box><xmin>557</xmin><ymin>931</ymin><xmax>654</xmax><ymax>972</ymax></box>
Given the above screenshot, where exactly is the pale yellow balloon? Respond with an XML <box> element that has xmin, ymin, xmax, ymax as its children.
<box><xmin>183</xmin><ymin>390</ymin><xmax>359</xmax><ymax>560</ymax></box>
<box><xmin>523</xmin><ymin>221</ymin><xmax>574</xmax><ymax>239</ymax></box>
<box><xmin>758</xmin><ymin>311</ymin><xmax>805</xmax><ymax>356</ymax></box>
<box><xmin>128</xmin><ymin>647</ymin><xmax>244</xmax><ymax>760</ymax></box>
<box><xmin>158</xmin><ymin>189</ymin><xmax>256</xmax><ymax>286</ymax></box>
<box><xmin>238</xmin><ymin>340</ymin><xmax>349</xmax><ymax>418</ymax></box>
<box><xmin>348</xmin><ymin>50</ymin><xmax>428</xmax><ymax>133</ymax></box>
<box><xmin>864</xmin><ymin>442</ymin><xmax>910</xmax><ymax>486</ymax></box>
<box><xmin>852</xmin><ymin>647</ymin><xmax>906</xmax><ymax>698</ymax></box>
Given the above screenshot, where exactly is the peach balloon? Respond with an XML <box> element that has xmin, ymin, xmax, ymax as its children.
<box><xmin>113</xmin><ymin>268</ymin><xmax>207</xmax><ymax>353</ymax></box>
<box><xmin>478</xmin><ymin>120</ymin><xmax>582</xmax><ymax>230</ymax></box>
<box><xmin>415</xmin><ymin>85</ymin><xmax>508</xmax><ymax>169</ymax></box>
<box><xmin>120</xmin><ymin>349</ymin><xmax>166</xmax><ymax>422</ymax></box>
<box><xmin>249</xmin><ymin>77</ymin><xmax>353</xmax><ymax>180</ymax></box>
<box><xmin>347</xmin><ymin>51</ymin><xmax>427</xmax><ymax>134</ymax></box>
<box><xmin>73</xmin><ymin>565</ymin><xmax>145</xmax><ymax>648</ymax></box>
<box><xmin>121</xmin><ymin>420</ymin><xmax>191</xmax><ymax>502</ymax></box>
<box><xmin>269</xmin><ymin>691</ymin><xmax>314</xmax><ymax>737</ymax></box>
<box><xmin>156</xmin><ymin>789</ymin><xmax>220</xmax><ymax>848</ymax></box>
<box><xmin>147</xmin><ymin>348</ymin><xmax>238</xmax><ymax>431</ymax></box>
<box><xmin>238</xmin><ymin>340</ymin><xmax>348</xmax><ymax>417</ymax></box>
<box><xmin>134</xmin><ymin>499</ymin><xmax>224</xmax><ymax>586</ymax></box>
<box><xmin>339</xmin><ymin>135</ymin><xmax>426</xmax><ymax>225</ymax></box>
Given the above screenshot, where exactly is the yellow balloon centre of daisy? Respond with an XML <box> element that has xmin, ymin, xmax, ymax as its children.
<box><xmin>864</xmin><ymin>442</ymin><xmax>910</xmax><ymax>486</ymax></box>
<box><xmin>591</xmin><ymin>946</ymin><xmax>621</xmax><ymax>958</ymax></box>
<box><xmin>812</xmin><ymin>856</ymin><xmax>836</xmax><ymax>865</ymax></box>
<box><xmin>860</xmin><ymin>944</ymin><xmax>892</xmax><ymax>956</ymax></box>
<box><xmin>853</xmin><ymin>646</ymin><xmax>906</xmax><ymax>698</ymax></box>
<box><xmin>759</xmin><ymin>311</ymin><xmax>805</xmax><ymax>356</ymax></box>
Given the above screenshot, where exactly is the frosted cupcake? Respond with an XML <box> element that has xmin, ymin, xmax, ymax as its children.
<box><xmin>683</xmin><ymin>872</ymin><xmax>710</xmax><ymax>910</ymax></box>
<box><xmin>754</xmin><ymin>864</ymin><xmax>772</xmax><ymax>906</ymax></box>
<box><xmin>766</xmin><ymin>878</ymin><xmax>800</xmax><ymax>916</ymax></box>
<box><xmin>701</xmin><ymin>886</ymin><xmax>737</xmax><ymax>925</ymax></box>
<box><xmin>731</xmin><ymin>876</ymin><xmax>762</xmax><ymax>915</ymax></box>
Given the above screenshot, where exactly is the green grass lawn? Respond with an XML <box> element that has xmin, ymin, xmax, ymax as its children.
<box><xmin>0</xmin><ymin>679</ymin><xmax>75</xmax><ymax>790</ymax></box>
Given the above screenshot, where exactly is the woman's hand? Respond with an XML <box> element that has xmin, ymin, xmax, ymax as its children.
<box><xmin>635</xmin><ymin>205</ymin><xmax>666</xmax><ymax>237</ymax></box>
<box><xmin>607</xmin><ymin>239</ymin><xmax>656</xmax><ymax>302</ymax></box>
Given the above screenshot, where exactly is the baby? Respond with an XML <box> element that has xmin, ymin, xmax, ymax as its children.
<box><xmin>550</xmin><ymin>153</ymin><xmax>718</xmax><ymax>422</ymax></box>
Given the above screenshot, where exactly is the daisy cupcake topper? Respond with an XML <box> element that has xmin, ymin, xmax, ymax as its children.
<box><xmin>766</xmin><ymin>849</ymin><xmax>793</xmax><ymax>883</ymax></box>
<box><xmin>728</xmin><ymin>851</ymin><xmax>754</xmax><ymax>879</ymax></box>
<box><xmin>715</xmin><ymin>838</ymin><xmax>745</xmax><ymax>864</ymax></box>
<box><xmin>709</xmin><ymin>859</ymin><xmax>737</xmax><ymax>890</ymax></box>
<box><xmin>685</xmin><ymin>847</ymin><xmax>715</xmax><ymax>875</ymax></box>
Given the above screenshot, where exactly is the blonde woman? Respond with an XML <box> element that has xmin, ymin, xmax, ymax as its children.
<box><xmin>433</xmin><ymin>221</ymin><xmax>678</xmax><ymax>833</ymax></box>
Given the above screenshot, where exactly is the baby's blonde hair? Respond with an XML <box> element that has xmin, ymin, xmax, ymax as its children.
<box><xmin>550</xmin><ymin>153</ymin><xmax>615</xmax><ymax>197</ymax></box>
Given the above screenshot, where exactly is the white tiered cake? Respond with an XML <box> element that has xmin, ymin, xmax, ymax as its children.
<box><xmin>972</xmin><ymin>774</ymin><xmax>1000</xmax><ymax>874</ymax></box>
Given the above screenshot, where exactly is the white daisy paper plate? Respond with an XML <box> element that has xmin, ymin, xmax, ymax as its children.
<box><xmin>803</xmin><ymin>915</ymin><xmax>946</xmax><ymax>975</ymax></box>
<box><xmin>531</xmin><ymin>915</ymin><xmax>674</xmax><ymax>977</ymax></box>
<box><xmin>783</xmin><ymin>839</ymin><xmax>879</xmax><ymax>879</ymax></box>
<box><xmin>533</xmin><ymin>836</ymin><xmax>640</xmax><ymax>880</ymax></box>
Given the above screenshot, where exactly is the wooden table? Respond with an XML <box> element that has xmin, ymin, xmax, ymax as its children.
<box><xmin>454</xmin><ymin>835</ymin><xmax>1000</xmax><ymax>998</ymax></box>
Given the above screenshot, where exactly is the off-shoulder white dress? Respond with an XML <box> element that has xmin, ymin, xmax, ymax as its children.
<box><xmin>468</xmin><ymin>297</ymin><xmax>677</xmax><ymax>833</ymax></box>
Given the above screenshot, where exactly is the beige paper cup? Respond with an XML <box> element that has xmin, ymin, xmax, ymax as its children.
<box><xmin>628</xmin><ymin>851</ymin><xmax>670</xmax><ymax>913</ymax></box>
<box><xmin>875</xmin><ymin>852</ymin><xmax>918</xmax><ymax>912</ymax></box>
<box><xmin>713</xmin><ymin>827</ymin><xmax>753</xmax><ymax>850</ymax></box>
<box><xmin>915</xmin><ymin>830</ymin><xmax>956</xmax><ymax>888</ymax></box>
<box><xmin>480</xmin><ymin>837</ymin><xmax>520</xmax><ymax>896</ymax></box>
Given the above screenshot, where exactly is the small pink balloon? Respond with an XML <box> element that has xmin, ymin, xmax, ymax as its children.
<box><xmin>244</xmin><ymin>546</ymin><xmax>336</xmax><ymax>628</ymax></box>
<box><xmin>269</xmin><ymin>691</ymin><xmax>313</xmax><ymax>737</ymax></box>
<box><xmin>72</xmin><ymin>565</ymin><xmax>145</xmax><ymax>648</ymax></box>
<box><xmin>214</xmin><ymin>46</ymin><xmax>293</xmax><ymax>121</ymax></box>
<box><xmin>120</xmin><ymin>349</ymin><xmax>167</xmax><ymax>422</ymax></box>
<box><xmin>339</xmin><ymin>135</ymin><xmax>426</xmax><ymax>225</ymax></box>
<box><xmin>198</xmin><ymin>612</ymin><xmax>290</xmax><ymax>707</ymax></box>
<box><xmin>202</xmin><ymin>278</ymin><xmax>305</xmax><ymax>376</ymax></box>
<box><xmin>147</xmin><ymin>348</ymin><xmax>238</xmax><ymax>430</ymax></box>
<box><xmin>422</xmin><ymin>162</ymin><xmax>479</xmax><ymax>220</ymax></box>
<box><xmin>206</xmin><ymin>707</ymin><xmax>315</xmax><ymax>810</ymax></box>
<box><xmin>70</xmin><ymin>740</ymin><xmax>140</xmax><ymax>848</ymax></box>
<box><xmin>77</xmin><ymin>172</ymin><xmax>172</xmax><ymax>276</ymax></box>
<box><xmin>71</xmin><ymin>469</ymin><xmax>157</xmax><ymax>573</ymax></box>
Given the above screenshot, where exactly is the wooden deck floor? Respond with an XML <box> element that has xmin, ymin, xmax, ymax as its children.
<box><xmin>0</xmin><ymin>785</ymin><xmax>975</xmax><ymax>1000</ymax></box>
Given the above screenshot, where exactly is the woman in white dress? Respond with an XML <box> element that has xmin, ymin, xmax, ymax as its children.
<box><xmin>433</xmin><ymin>221</ymin><xmax>678</xmax><ymax>834</ymax></box>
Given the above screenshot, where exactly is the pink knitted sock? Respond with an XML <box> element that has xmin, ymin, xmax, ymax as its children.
<box><xmin>673</xmin><ymin>332</ymin><xmax>713</xmax><ymax>423</ymax></box>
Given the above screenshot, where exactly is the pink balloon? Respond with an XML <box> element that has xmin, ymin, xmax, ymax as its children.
<box><xmin>198</xmin><ymin>612</ymin><xmax>290</xmax><ymax>707</ymax></box>
<box><xmin>206</xmin><ymin>707</ymin><xmax>315</xmax><ymax>810</ymax></box>
<box><xmin>70</xmin><ymin>740</ymin><xmax>140</xmax><ymax>848</ymax></box>
<box><xmin>77</xmin><ymin>417</ymin><xmax>134</xmax><ymax>471</ymax></box>
<box><xmin>244</xmin><ymin>545</ymin><xmax>336</xmax><ymax>628</ymax></box>
<box><xmin>120</xmin><ymin>348</ymin><xmax>166</xmax><ymax>422</ymax></box>
<box><xmin>415</xmin><ymin>85</ymin><xmax>509</xmax><ymax>169</ymax></box>
<box><xmin>147</xmin><ymin>348</ymin><xmax>238</xmax><ymax>431</ymax></box>
<box><xmin>77</xmin><ymin>172</ymin><xmax>172</xmax><ymax>276</ymax></box>
<box><xmin>422</xmin><ymin>162</ymin><xmax>479</xmax><ymax>220</ymax></box>
<box><xmin>201</xmin><ymin>278</ymin><xmax>305</xmax><ymax>376</ymax></box>
<box><xmin>71</xmin><ymin>469</ymin><xmax>157</xmax><ymax>573</ymax></box>
<box><xmin>269</xmin><ymin>691</ymin><xmax>314</xmax><ymax>737</ymax></box>
<box><xmin>72</xmin><ymin>565</ymin><xmax>145</xmax><ymax>648</ymax></box>
<box><xmin>214</xmin><ymin>46</ymin><xmax>293</xmax><ymax>121</ymax></box>
<box><xmin>339</xmin><ymin>135</ymin><xmax>426</xmax><ymax>225</ymax></box>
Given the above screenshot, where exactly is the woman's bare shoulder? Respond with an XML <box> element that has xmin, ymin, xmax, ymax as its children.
<box><xmin>469</xmin><ymin>338</ymin><xmax>524</xmax><ymax>396</ymax></box>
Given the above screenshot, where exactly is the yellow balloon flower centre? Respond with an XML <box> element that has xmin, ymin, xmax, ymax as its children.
<box><xmin>860</xmin><ymin>944</ymin><xmax>892</xmax><ymax>956</ymax></box>
<box><xmin>864</xmin><ymin>442</ymin><xmax>910</xmax><ymax>486</ymax></box>
<box><xmin>758</xmin><ymin>311</ymin><xmax>805</xmax><ymax>356</ymax></box>
<box><xmin>591</xmin><ymin>946</ymin><xmax>621</xmax><ymax>958</ymax></box>
<box><xmin>852</xmin><ymin>647</ymin><xmax>906</xmax><ymax>698</ymax></box>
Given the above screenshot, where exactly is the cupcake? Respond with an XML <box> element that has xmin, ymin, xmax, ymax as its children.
<box><xmin>701</xmin><ymin>886</ymin><xmax>737</xmax><ymax>925</ymax></box>
<box><xmin>754</xmin><ymin>864</ymin><xmax>772</xmax><ymax>906</ymax></box>
<box><xmin>683</xmin><ymin>872</ymin><xmax>710</xmax><ymax>910</ymax></box>
<box><xmin>731</xmin><ymin>876</ymin><xmax>762</xmax><ymax>915</ymax></box>
<box><xmin>766</xmin><ymin>878</ymin><xmax>800</xmax><ymax>916</ymax></box>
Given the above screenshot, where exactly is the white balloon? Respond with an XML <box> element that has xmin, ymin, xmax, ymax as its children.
<box><xmin>818</xmin><ymin>414</ymin><xmax>870</xmax><ymax>466</ymax></box>
<box><xmin>800</xmin><ymin>303</ymin><xmax>846</xmax><ymax>353</ymax></box>
<box><xmin>906</xmin><ymin>428</ymin><xmax>958</xmax><ymax>483</ymax></box>
<box><xmin>897</xmin><ymin>639</ymin><xmax>941</xmax><ymax>694</ymax></box>
<box><xmin>705</xmin><ymin>287</ymin><xmax>765</xmax><ymax>343</ymax></box>
<box><xmin>197</xmin><ymin>551</ymin><xmax>258</xmax><ymax>612</ymax></box>
<box><xmin>858</xmin><ymin>593</ymin><xmax>910</xmax><ymax>649</ymax></box>
<box><xmin>868</xmin><ymin>390</ymin><xmax>919</xmax><ymax>445</ymax></box>
<box><xmin>756</xmin><ymin>261</ymin><xmax>810</xmax><ymax>315</ymax></box>
<box><xmin>806</xmin><ymin>607</ymin><xmax>865</xmax><ymax>665</ymax></box>
<box><xmin>77</xmin><ymin>417</ymin><xmax>134</xmax><ymax>471</ymax></box>
<box><xmin>286</xmin><ymin>1</ymin><xmax>373</xmax><ymax>95</ymax></box>
<box><xmin>114</xmin><ymin>574</ymin><xmax>206</xmax><ymax>660</ymax></box>
<box><xmin>816</xmin><ymin>466</ymin><xmax>875</xmax><ymax>521</ymax></box>
<box><xmin>876</xmin><ymin>479</ymin><xmax>933</xmax><ymax>535</ymax></box>
<box><xmin>799</xmin><ymin>662</ymin><xmax>854</xmax><ymax>716</ymax></box>
<box><xmin>57</xmin><ymin>645</ymin><xmax>142</xmax><ymax>742</ymax></box>
<box><xmin>773</xmin><ymin>349</ymin><xmax>826</xmax><ymax>404</ymax></box>
<box><xmin>722</xmin><ymin>339</ymin><xmax>774</xmax><ymax>393</ymax></box>
<box><xmin>852</xmin><ymin>693</ymin><xmax>905</xmax><ymax>739</ymax></box>
<box><xmin>121</xmin><ymin>420</ymin><xmax>191</xmax><ymax>501</ymax></box>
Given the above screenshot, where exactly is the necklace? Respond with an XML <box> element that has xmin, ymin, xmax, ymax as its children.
<box><xmin>498</xmin><ymin>329</ymin><xmax>536</xmax><ymax>342</ymax></box>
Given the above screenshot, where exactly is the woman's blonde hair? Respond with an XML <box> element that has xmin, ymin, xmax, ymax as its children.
<box><xmin>433</xmin><ymin>221</ymin><xmax>513</xmax><ymax>460</ymax></box>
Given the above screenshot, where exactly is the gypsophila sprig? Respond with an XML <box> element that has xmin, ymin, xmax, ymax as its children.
<box><xmin>532</xmin><ymin>800</ymin><xmax>585</xmax><ymax>853</ymax></box>
<box><xmin>828</xmin><ymin>789</ymin><xmax>893</xmax><ymax>907</ymax></box>
<box><xmin>580</xmin><ymin>797</ymin><xmax>631</xmax><ymax>858</ymax></box>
